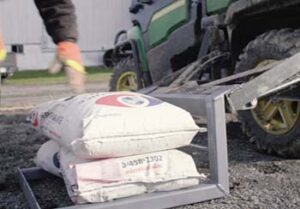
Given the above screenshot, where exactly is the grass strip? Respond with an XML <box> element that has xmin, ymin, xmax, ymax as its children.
<box><xmin>6</xmin><ymin>67</ymin><xmax>112</xmax><ymax>85</ymax></box>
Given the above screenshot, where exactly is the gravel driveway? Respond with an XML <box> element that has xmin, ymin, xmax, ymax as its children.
<box><xmin>0</xmin><ymin>82</ymin><xmax>108</xmax><ymax>110</ymax></box>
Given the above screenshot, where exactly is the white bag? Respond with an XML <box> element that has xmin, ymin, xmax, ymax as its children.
<box><xmin>35</xmin><ymin>140</ymin><xmax>205</xmax><ymax>204</ymax></box>
<box><xmin>35</xmin><ymin>140</ymin><xmax>61</xmax><ymax>177</ymax></box>
<box><xmin>30</xmin><ymin>92</ymin><xmax>199</xmax><ymax>159</ymax></box>
<box><xmin>60</xmin><ymin>147</ymin><xmax>204</xmax><ymax>204</ymax></box>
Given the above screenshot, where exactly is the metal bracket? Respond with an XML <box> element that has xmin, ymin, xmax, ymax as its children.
<box><xmin>228</xmin><ymin>52</ymin><xmax>300</xmax><ymax>111</ymax></box>
<box><xmin>17</xmin><ymin>87</ymin><xmax>231</xmax><ymax>209</ymax></box>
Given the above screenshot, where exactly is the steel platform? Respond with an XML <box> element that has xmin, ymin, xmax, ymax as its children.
<box><xmin>17</xmin><ymin>86</ymin><xmax>231</xmax><ymax>209</ymax></box>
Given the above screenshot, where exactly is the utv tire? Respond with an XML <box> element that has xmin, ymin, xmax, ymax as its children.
<box><xmin>109</xmin><ymin>58</ymin><xmax>138</xmax><ymax>92</ymax></box>
<box><xmin>235</xmin><ymin>29</ymin><xmax>300</xmax><ymax>158</ymax></box>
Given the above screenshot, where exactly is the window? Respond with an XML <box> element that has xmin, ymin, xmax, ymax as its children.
<box><xmin>11</xmin><ymin>45</ymin><xmax>24</xmax><ymax>54</ymax></box>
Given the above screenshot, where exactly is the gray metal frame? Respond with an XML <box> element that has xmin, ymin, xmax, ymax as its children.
<box><xmin>17</xmin><ymin>86</ymin><xmax>231</xmax><ymax>209</ymax></box>
<box><xmin>228</xmin><ymin>52</ymin><xmax>300</xmax><ymax>110</ymax></box>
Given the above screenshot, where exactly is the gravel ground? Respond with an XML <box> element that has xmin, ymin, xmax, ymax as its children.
<box><xmin>0</xmin><ymin>112</ymin><xmax>299</xmax><ymax>209</ymax></box>
<box><xmin>0</xmin><ymin>82</ymin><xmax>300</xmax><ymax>209</ymax></box>
<box><xmin>0</xmin><ymin>82</ymin><xmax>108</xmax><ymax>110</ymax></box>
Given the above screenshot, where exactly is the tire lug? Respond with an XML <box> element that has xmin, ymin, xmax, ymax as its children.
<box><xmin>249</xmin><ymin>136</ymin><xmax>257</xmax><ymax>143</ymax></box>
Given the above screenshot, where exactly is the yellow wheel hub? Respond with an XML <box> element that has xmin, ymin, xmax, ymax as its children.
<box><xmin>116</xmin><ymin>71</ymin><xmax>138</xmax><ymax>91</ymax></box>
<box><xmin>251</xmin><ymin>60</ymin><xmax>300</xmax><ymax>135</ymax></box>
<box><xmin>252</xmin><ymin>100</ymin><xmax>300</xmax><ymax>135</ymax></box>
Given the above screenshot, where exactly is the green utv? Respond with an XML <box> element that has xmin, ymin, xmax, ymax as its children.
<box><xmin>103</xmin><ymin>0</ymin><xmax>300</xmax><ymax>158</ymax></box>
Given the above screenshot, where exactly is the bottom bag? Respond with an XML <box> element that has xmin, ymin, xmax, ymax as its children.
<box><xmin>35</xmin><ymin>140</ymin><xmax>61</xmax><ymax>177</ymax></box>
<box><xmin>36</xmin><ymin>140</ymin><xmax>206</xmax><ymax>204</ymax></box>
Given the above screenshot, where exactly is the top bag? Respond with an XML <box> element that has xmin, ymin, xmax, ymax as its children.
<box><xmin>30</xmin><ymin>92</ymin><xmax>199</xmax><ymax>159</ymax></box>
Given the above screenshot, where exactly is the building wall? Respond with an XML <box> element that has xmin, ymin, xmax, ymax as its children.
<box><xmin>0</xmin><ymin>0</ymin><xmax>42</xmax><ymax>44</ymax></box>
<box><xmin>0</xmin><ymin>0</ymin><xmax>132</xmax><ymax>70</ymax></box>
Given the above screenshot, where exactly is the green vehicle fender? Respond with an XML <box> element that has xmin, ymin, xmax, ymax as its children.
<box><xmin>127</xmin><ymin>26</ymin><xmax>149</xmax><ymax>73</ymax></box>
<box><xmin>206</xmin><ymin>0</ymin><xmax>231</xmax><ymax>14</ymax></box>
<box><xmin>147</xmin><ymin>0</ymin><xmax>189</xmax><ymax>47</ymax></box>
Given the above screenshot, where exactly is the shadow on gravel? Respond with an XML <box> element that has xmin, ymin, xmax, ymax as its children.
<box><xmin>226</xmin><ymin>122</ymin><xmax>284</xmax><ymax>164</ymax></box>
<box><xmin>188</xmin><ymin>121</ymin><xmax>285</xmax><ymax>165</ymax></box>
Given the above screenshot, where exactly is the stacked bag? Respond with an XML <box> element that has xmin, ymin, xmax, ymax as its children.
<box><xmin>31</xmin><ymin>92</ymin><xmax>205</xmax><ymax>204</ymax></box>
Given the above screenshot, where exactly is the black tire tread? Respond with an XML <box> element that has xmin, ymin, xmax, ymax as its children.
<box><xmin>235</xmin><ymin>28</ymin><xmax>300</xmax><ymax>158</ymax></box>
<box><xmin>109</xmin><ymin>58</ymin><xmax>136</xmax><ymax>92</ymax></box>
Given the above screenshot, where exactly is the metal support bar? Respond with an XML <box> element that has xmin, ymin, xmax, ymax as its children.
<box><xmin>21</xmin><ymin>167</ymin><xmax>53</xmax><ymax>180</ymax></box>
<box><xmin>151</xmin><ymin>87</ymin><xmax>229</xmax><ymax>192</ymax></box>
<box><xmin>16</xmin><ymin>168</ymin><xmax>42</xmax><ymax>209</ymax></box>
<box><xmin>205</xmin><ymin>92</ymin><xmax>229</xmax><ymax>192</ymax></box>
<box><xmin>150</xmin><ymin>86</ymin><xmax>233</xmax><ymax>118</ymax></box>
<box><xmin>228</xmin><ymin>52</ymin><xmax>300</xmax><ymax>110</ymax></box>
<box><xmin>62</xmin><ymin>185</ymin><xmax>225</xmax><ymax>209</ymax></box>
